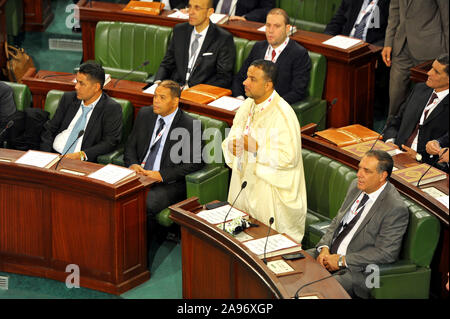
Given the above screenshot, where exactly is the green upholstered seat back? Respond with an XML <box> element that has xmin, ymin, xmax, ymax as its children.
<box><xmin>186</xmin><ymin>112</ymin><xmax>228</xmax><ymax>168</ymax></box>
<box><xmin>233</xmin><ymin>37</ymin><xmax>249</xmax><ymax>75</ymax></box>
<box><xmin>400</xmin><ymin>199</ymin><xmax>440</xmax><ymax>267</ymax></box>
<box><xmin>302</xmin><ymin>149</ymin><xmax>357</xmax><ymax>220</ymax></box>
<box><xmin>307</xmin><ymin>51</ymin><xmax>326</xmax><ymax>99</ymax></box>
<box><xmin>4</xmin><ymin>81</ymin><xmax>31</xmax><ymax>111</ymax></box>
<box><xmin>44</xmin><ymin>90</ymin><xmax>133</xmax><ymax>144</ymax></box>
<box><xmin>277</xmin><ymin>0</ymin><xmax>341</xmax><ymax>33</ymax></box>
<box><xmin>95</xmin><ymin>21</ymin><xmax>172</xmax><ymax>78</ymax></box>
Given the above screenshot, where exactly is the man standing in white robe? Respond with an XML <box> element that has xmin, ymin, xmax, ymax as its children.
<box><xmin>222</xmin><ymin>59</ymin><xmax>307</xmax><ymax>243</ymax></box>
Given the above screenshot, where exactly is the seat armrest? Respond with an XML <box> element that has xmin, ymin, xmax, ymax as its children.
<box><xmin>378</xmin><ymin>260</ymin><xmax>418</xmax><ymax>276</ymax></box>
<box><xmin>185</xmin><ymin>166</ymin><xmax>224</xmax><ymax>184</ymax></box>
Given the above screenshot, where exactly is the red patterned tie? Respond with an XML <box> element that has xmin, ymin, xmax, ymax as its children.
<box><xmin>271</xmin><ymin>49</ymin><xmax>276</xmax><ymax>62</ymax></box>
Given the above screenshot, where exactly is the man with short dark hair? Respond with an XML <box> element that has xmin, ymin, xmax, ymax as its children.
<box><xmin>154</xmin><ymin>0</ymin><xmax>235</xmax><ymax>89</ymax></box>
<box><xmin>40</xmin><ymin>62</ymin><xmax>122</xmax><ymax>162</ymax></box>
<box><xmin>124</xmin><ymin>80</ymin><xmax>204</xmax><ymax>238</ymax></box>
<box><xmin>232</xmin><ymin>8</ymin><xmax>311</xmax><ymax>105</ymax></box>
<box><xmin>310</xmin><ymin>150</ymin><xmax>409</xmax><ymax>298</ymax></box>
<box><xmin>383</xmin><ymin>54</ymin><xmax>449</xmax><ymax>165</ymax></box>
<box><xmin>223</xmin><ymin>59</ymin><xmax>307</xmax><ymax>243</ymax></box>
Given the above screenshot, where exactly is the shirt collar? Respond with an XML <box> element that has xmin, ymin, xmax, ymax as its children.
<box><xmin>193</xmin><ymin>25</ymin><xmax>209</xmax><ymax>37</ymax></box>
<box><xmin>254</xmin><ymin>90</ymin><xmax>276</xmax><ymax>112</ymax></box>
<box><xmin>434</xmin><ymin>88</ymin><xmax>449</xmax><ymax>101</ymax></box>
<box><xmin>157</xmin><ymin>107</ymin><xmax>178</xmax><ymax>126</ymax></box>
<box><xmin>365</xmin><ymin>181</ymin><xmax>388</xmax><ymax>203</ymax></box>
<box><xmin>81</xmin><ymin>93</ymin><xmax>102</xmax><ymax>109</ymax></box>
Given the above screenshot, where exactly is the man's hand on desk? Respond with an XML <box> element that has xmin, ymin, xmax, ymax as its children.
<box><xmin>426</xmin><ymin>140</ymin><xmax>441</xmax><ymax>155</ymax></box>
<box><xmin>229</xmin><ymin>16</ymin><xmax>246</xmax><ymax>21</ymax></box>
<box><xmin>65</xmin><ymin>152</ymin><xmax>82</xmax><ymax>160</ymax></box>
<box><xmin>401</xmin><ymin>144</ymin><xmax>418</xmax><ymax>160</ymax></box>
<box><xmin>129</xmin><ymin>164</ymin><xmax>163</xmax><ymax>181</ymax></box>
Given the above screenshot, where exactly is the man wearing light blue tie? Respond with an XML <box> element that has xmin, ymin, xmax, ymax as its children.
<box><xmin>40</xmin><ymin>62</ymin><xmax>122</xmax><ymax>162</ymax></box>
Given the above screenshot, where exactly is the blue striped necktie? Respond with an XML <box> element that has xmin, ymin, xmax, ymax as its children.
<box><xmin>62</xmin><ymin>104</ymin><xmax>93</xmax><ymax>154</ymax></box>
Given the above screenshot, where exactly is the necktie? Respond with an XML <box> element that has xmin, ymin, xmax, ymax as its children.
<box><xmin>330</xmin><ymin>193</ymin><xmax>369</xmax><ymax>254</ymax></box>
<box><xmin>405</xmin><ymin>92</ymin><xmax>438</xmax><ymax>148</ymax></box>
<box><xmin>188</xmin><ymin>34</ymin><xmax>202</xmax><ymax>74</ymax></box>
<box><xmin>271</xmin><ymin>49</ymin><xmax>276</xmax><ymax>62</ymax></box>
<box><xmin>353</xmin><ymin>10</ymin><xmax>371</xmax><ymax>40</ymax></box>
<box><xmin>220</xmin><ymin>0</ymin><xmax>232</xmax><ymax>14</ymax></box>
<box><xmin>144</xmin><ymin>118</ymin><xmax>166</xmax><ymax>171</ymax></box>
<box><xmin>62</xmin><ymin>104</ymin><xmax>93</xmax><ymax>154</ymax></box>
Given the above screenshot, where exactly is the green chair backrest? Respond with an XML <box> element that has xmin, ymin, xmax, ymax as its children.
<box><xmin>233</xmin><ymin>37</ymin><xmax>249</xmax><ymax>75</ymax></box>
<box><xmin>95</xmin><ymin>21</ymin><xmax>173</xmax><ymax>77</ymax></box>
<box><xmin>44</xmin><ymin>90</ymin><xmax>133</xmax><ymax>144</ymax></box>
<box><xmin>277</xmin><ymin>0</ymin><xmax>341</xmax><ymax>33</ymax></box>
<box><xmin>302</xmin><ymin>148</ymin><xmax>357</xmax><ymax>220</ymax></box>
<box><xmin>4</xmin><ymin>81</ymin><xmax>31</xmax><ymax>111</ymax></box>
<box><xmin>185</xmin><ymin>112</ymin><xmax>228</xmax><ymax>168</ymax></box>
<box><xmin>307</xmin><ymin>51</ymin><xmax>326</xmax><ymax>99</ymax></box>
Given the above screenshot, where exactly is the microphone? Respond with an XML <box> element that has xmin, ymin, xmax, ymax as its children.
<box><xmin>294</xmin><ymin>269</ymin><xmax>346</xmax><ymax>299</ymax></box>
<box><xmin>369</xmin><ymin>121</ymin><xmax>389</xmax><ymax>151</ymax></box>
<box><xmin>263</xmin><ymin>217</ymin><xmax>275</xmax><ymax>264</ymax></box>
<box><xmin>222</xmin><ymin>181</ymin><xmax>247</xmax><ymax>232</ymax></box>
<box><xmin>313</xmin><ymin>98</ymin><xmax>337</xmax><ymax>133</ymax></box>
<box><xmin>54</xmin><ymin>130</ymin><xmax>85</xmax><ymax>170</ymax></box>
<box><xmin>0</xmin><ymin>120</ymin><xmax>14</xmax><ymax>139</ymax></box>
<box><xmin>113</xmin><ymin>60</ymin><xmax>150</xmax><ymax>87</ymax></box>
<box><xmin>417</xmin><ymin>148</ymin><xmax>448</xmax><ymax>187</ymax></box>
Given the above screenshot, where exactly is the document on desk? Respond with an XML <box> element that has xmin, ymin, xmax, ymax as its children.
<box><xmin>421</xmin><ymin>187</ymin><xmax>449</xmax><ymax>209</ymax></box>
<box><xmin>15</xmin><ymin>150</ymin><xmax>60</xmax><ymax>168</ymax></box>
<box><xmin>167</xmin><ymin>10</ymin><xmax>188</xmax><ymax>19</ymax></box>
<box><xmin>196</xmin><ymin>205</ymin><xmax>248</xmax><ymax>224</ymax></box>
<box><xmin>208</xmin><ymin>96</ymin><xmax>244</xmax><ymax>111</ymax></box>
<box><xmin>88</xmin><ymin>164</ymin><xmax>136</xmax><ymax>184</ymax></box>
<box><xmin>243</xmin><ymin>234</ymin><xmax>301</xmax><ymax>258</ymax></box>
<box><xmin>143</xmin><ymin>83</ymin><xmax>158</xmax><ymax>95</ymax></box>
<box><xmin>322</xmin><ymin>35</ymin><xmax>363</xmax><ymax>50</ymax></box>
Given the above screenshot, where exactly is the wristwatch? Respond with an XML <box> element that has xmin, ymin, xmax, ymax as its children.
<box><xmin>338</xmin><ymin>255</ymin><xmax>345</xmax><ymax>268</ymax></box>
<box><xmin>415</xmin><ymin>153</ymin><xmax>422</xmax><ymax>162</ymax></box>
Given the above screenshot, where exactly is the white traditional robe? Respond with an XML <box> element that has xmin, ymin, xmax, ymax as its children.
<box><xmin>222</xmin><ymin>91</ymin><xmax>307</xmax><ymax>243</ymax></box>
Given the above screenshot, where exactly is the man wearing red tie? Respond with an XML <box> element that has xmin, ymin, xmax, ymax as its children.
<box><xmin>383</xmin><ymin>54</ymin><xmax>449</xmax><ymax>166</ymax></box>
<box><xmin>232</xmin><ymin>8</ymin><xmax>311</xmax><ymax>105</ymax></box>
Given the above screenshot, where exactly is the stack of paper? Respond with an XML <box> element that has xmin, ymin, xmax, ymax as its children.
<box><xmin>167</xmin><ymin>10</ymin><xmax>188</xmax><ymax>19</ymax></box>
<box><xmin>15</xmin><ymin>150</ymin><xmax>60</xmax><ymax>169</ymax></box>
<box><xmin>243</xmin><ymin>233</ymin><xmax>301</xmax><ymax>259</ymax></box>
<box><xmin>196</xmin><ymin>205</ymin><xmax>247</xmax><ymax>224</ymax></box>
<box><xmin>208</xmin><ymin>96</ymin><xmax>244</xmax><ymax>111</ymax></box>
<box><xmin>322</xmin><ymin>35</ymin><xmax>363</xmax><ymax>50</ymax></box>
<box><xmin>88</xmin><ymin>164</ymin><xmax>136</xmax><ymax>184</ymax></box>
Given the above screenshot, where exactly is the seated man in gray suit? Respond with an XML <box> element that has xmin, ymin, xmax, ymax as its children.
<box><xmin>309</xmin><ymin>150</ymin><xmax>409</xmax><ymax>298</ymax></box>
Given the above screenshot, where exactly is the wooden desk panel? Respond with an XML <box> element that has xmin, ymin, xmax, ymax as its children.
<box><xmin>0</xmin><ymin>149</ymin><xmax>153</xmax><ymax>295</ymax></box>
<box><xmin>77</xmin><ymin>0</ymin><xmax>379</xmax><ymax>129</ymax></box>
<box><xmin>23</xmin><ymin>0</ymin><xmax>54</xmax><ymax>32</ymax></box>
<box><xmin>170</xmin><ymin>198</ymin><xmax>350</xmax><ymax>299</ymax></box>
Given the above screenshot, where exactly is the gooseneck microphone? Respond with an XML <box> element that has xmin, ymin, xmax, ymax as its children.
<box><xmin>313</xmin><ymin>98</ymin><xmax>337</xmax><ymax>134</ymax></box>
<box><xmin>113</xmin><ymin>60</ymin><xmax>150</xmax><ymax>87</ymax></box>
<box><xmin>369</xmin><ymin>121</ymin><xmax>389</xmax><ymax>151</ymax></box>
<box><xmin>417</xmin><ymin>148</ymin><xmax>448</xmax><ymax>187</ymax></box>
<box><xmin>54</xmin><ymin>130</ymin><xmax>85</xmax><ymax>171</ymax></box>
<box><xmin>294</xmin><ymin>269</ymin><xmax>346</xmax><ymax>299</ymax></box>
<box><xmin>263</xmin><ymin>217</ymin><xmax>275</xmax><ymax>264</ymax></box>
<box><xmin>0</xmin><ymin>120</ymin><xmax>14</xmax><ymax>139</ymax></box>
<box><xmin>222</xmin><ymin>181</ymin><xmax>247</xmax><ymax>232</ymax></box>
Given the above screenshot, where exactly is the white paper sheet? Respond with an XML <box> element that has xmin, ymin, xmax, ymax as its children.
<box><xmin>322</xmin><ymin>35</ymin><xmax>363</xmax><ymax>50</ymax></box>
<box><xmin>208</xmin><ymin>96</ymin><xmax>244</xmax><ymax>111</ymax></box>
<box><xmin>88</xmin><ymin>164</ymin><xmax>135</xmax><ymax>184</ymax></box>
<box><xmin>196</xmin><ymin>205</ymin><xmax>247</xmax><ymax>224</ymax></box>
<box><xmin>15</xmin><ymin>150</ymin><xmax>60</xmax><ymax>168</ymax></box>
<box><xmin>243</xmin><ymin>234</ymin><xmax>298</xmax><ymax>256</ymax></box>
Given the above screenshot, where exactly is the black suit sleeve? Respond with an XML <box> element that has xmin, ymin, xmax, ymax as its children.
<box><xmin>124</xmin><ymin>108</ymin><xmax>148</xmax><ymax>168</ymax></box>
<box><xmin>324</xmin><ymin>0</ymin><xmax>350</xmax><ymax>36</ymax></box>
<box><xmin>241</xmin><ymin>0</ymin><xmax>275</xmax><ymax>23</ymax></box>
<box><xmin>437</xmin><ymin>132</ymin><xmax>449</xmax><ymax>148</ymax></box>
<box><xmin>281</xmin><ymin>47</ymin><xmax>311</xmax><ymax>104</ymax></box>
<box><xmin>154</xmin><ymin>34</ymin><xmax>177</xmax><ymax>83</ymax></box>
<box><xmin>40</xmin><ymin>93</ymin><xmax>71</xmax><ymax>153</ymax></box>
<box><xmin>83</xmin><ymin>100</ymin><xmax>122</xmax><ymax>162</ymax></box>
<box><xmin>203</xmin><ymin>32</ymin><xmax>235</xmax><ymax>89</ymax></box>
<box><xmin>170</xmin><ymin>0</ymin><xmax>188</xmax><ymax>9</ymax></box>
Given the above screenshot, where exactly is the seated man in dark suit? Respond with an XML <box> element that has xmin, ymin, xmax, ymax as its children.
<box><xmin>0</xmin><ymin>81</ymin><xmax>16</xmax><ymax>131</ymax></box>
<box><xmin>40</xmin><ymin>62</ymin><xmax>123</xmax><ymax>162</ymax></box>
<box><xmin>232</xmin><ymin>8</ymin><xmax>311</xmax><ymax>105</ymax></box>
<box><xmin>383</xmin><ymin>54</ymin><xmax>449</xmax><ymax>165</ymax></box>
<box><xmin>124</xmin><ymin>80</ymin><xmax>204</xmax><ymax>239</ymax></box>
<box><xmin>213</xmin><ymin>0</ymin><xmax>275</xmax><ymax>23</ymax></box>
<box><xmin>324</xmin><ymin>0</ymin><xmax>390</xmax><ymax>46</ymax></box>
<box><xmin>154</xmin><ymin>0</ymin><xmax>236</xmax><ymax>89</ymax></box>
<box><xmin>309</xmin><ymin>150</ymin><xmax>409</xmax><ymax>298</ymax></box>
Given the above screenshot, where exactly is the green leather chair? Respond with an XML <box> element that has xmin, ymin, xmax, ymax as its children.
<box><xmin>277</xmin><ymin>0</ymin><xmax>341</xmax><ymax>33</ymax></box>
<box><xmin>292</xmin><ymin>52</ymin><xmax>327</xmax><ymax>130</ymax></box>
<box><xmin>43</xmin><ymin>90</ymin><xmax>133</xmax><ymax>163</ymax></box>
<box><xmin>301</xmin><ymin>148</ymin><xmax>441</xmax><ymax>299</ymax></box>
<box><xmin>3</xmin><ymin>81</ymin><xmax>32</xmax><ymax>111</ymax></box>
<box><xmin>233</xmin><ymin>37</ymin><xmax>257</xmax><ymax>75</ymax></box>
<box><xmin>77</xmin><ymin>21</ymin><xmax>173</xmax><ymax>83</ymax></box>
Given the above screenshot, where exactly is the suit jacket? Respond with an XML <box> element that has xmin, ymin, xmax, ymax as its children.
<box><xmin>0</xmin><ymin>81</ymin><xmax>17</xmax><ymax>129</ymax></box>
<box><xmin>384</xmin><ymin>0</ymin><xmax>449</xmax><ymax>60</ymax></box>
<box><xmin>437</xmin><ymin>132</ymin><xmax>449</xmax><ymax>148</ymax></box>
<box><xmin>324</xmin><ymin>0</ymin><xmax>390</xmax><ymax>46</ymax></box>
<box><xmin>316</xmin><ymin>180</ymin><xmax>409</xmax><ymax>298</ymax></box>
<box><xmin>232</xmin><ymin>40</ymin><xmax>311</xmax><ymax>105</ymax></box>
<box><xmin>154</xmin><ymin>22</ymin><xmax>235</xmax><ymax>89</ymax></box>
<box><xmin>213</xmin><ymin>0</ymin><xmax>275</xmax><ymax>22</ymax></box>
<box><xmin>40</xmin><ymin>91</ymin><xmax>123</xmax><ymax>162</ymax></box>
<box><xmin>124</xmin><ymin>107</ymin><xmax>204</xmax><ymax>184</ymax></box>
<box><xmin>383</xmin><ymin>83</ymin><xmax>449</xmax><ymax>165</ymax></box>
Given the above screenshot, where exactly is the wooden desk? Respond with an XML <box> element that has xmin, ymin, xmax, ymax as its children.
<box><xmin>0</xmin><ymin>149</ymin><xmax>153</xmax><ymax>295</ymax></box>
<box><xmin>21</xmin><ymin>68</ymin><xmax>236</xmax><ymax>126</ymax></box>
<box><xmin>169</xmin><ymin>197</ymin><xmax>350</xmax><ymax>299</ymax></box>
<box><xmin>410</xmin><ymin>60</ymin><xmax>433</xmax><ymax>83</ymax></box>
<box><xmin>77</xmin><ymin>0</ymin><xmax>379</xmax><ymax>129</ymax></box>
<box><xmin>23</xmin><ymin>0</ymin><xmax>53</xmax><ymax>32</ymax></box>
<box><xmin>301</xmin><ymin>126</ymin><xmax>449</xmax><ymax>297</ymax></box>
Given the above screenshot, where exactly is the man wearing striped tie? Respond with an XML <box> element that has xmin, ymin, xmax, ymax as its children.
<box><xmin>40</xmin><ymin>62</ymin><xmax>122</xmax><ymax>162</ymax></box>
<box><xmin>310</xmin><ymin>150</ymin><xmax>409</xmax><ymax>298</ymax></box>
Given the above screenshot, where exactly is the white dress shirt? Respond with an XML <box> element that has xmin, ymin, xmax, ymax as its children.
<box><xmin>186</xmin><ymin>25</ymin><xmax>209</xmax><ymax>84</ymax></box>
<box><xmin>53</xmin><ymin>93</ymin><xmax>102</xmax><ymax>154</ymax></box>
<box><xmin>349</xmin><ymin>0</ymin><xmax>379</xmax><ymax>41</ymax></box>
<box><xmin>264</xmin><ymin>37</ymin><xmax>290</xmax><ymax>63</ymax></box>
